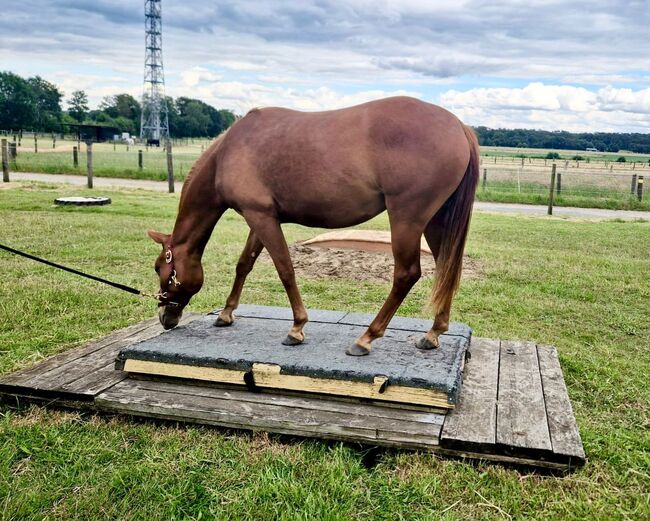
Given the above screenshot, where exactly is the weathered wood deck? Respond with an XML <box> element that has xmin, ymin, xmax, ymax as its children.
<box><xmin>0</xmin><ymin>308</ymin><xmax>585</xmax><ymax>470</ymax></box>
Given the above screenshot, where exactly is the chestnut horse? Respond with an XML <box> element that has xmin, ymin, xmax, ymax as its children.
<box><xmin>148</xmin><ymin>96</ymin><xmax>479</xmax><ymax>356</ymax></box>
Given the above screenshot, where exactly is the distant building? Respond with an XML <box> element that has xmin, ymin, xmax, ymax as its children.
<box><xmin>586</xmin><ymin>147</ymin><xmax>598</xmax><ymax>152</ymax></box>
<box><xmin>65</xmin><ymin>124</ymin><xmax>120</xmax><ymax>143</ymax></box>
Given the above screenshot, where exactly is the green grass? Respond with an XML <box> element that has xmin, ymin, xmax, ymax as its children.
<box><xmin>476</xmin><ymin>184</ymin><xmax>650</xmax><ymax>211</ymax></box>
<box><xmin>1</xmin><ymin>184</ymin><xmax>649</xmax><ymax>519</ymax></box>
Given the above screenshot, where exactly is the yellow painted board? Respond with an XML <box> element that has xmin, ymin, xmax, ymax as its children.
<box><xmin>122</xmin><ymin>359</ymin><xmax>453</xmax><ymax>409</ymax></box>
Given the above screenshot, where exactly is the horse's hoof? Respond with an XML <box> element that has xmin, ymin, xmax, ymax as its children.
<box><xmin>214</xmin><ymin>317</ymin><xmax>233</xmax><ymax>327</ymax></box>
<box><xmin>415</xmin><ymin>336</ymin><xmax>439</xmax><ymax>350</ymax></box>
<box><xmin>346</xmin><ymin>343</ymin><xmax>370</xmax><ymax>356</ymax></box>
<box><xmin>282</xmin><ymin>334</ymin><xmax>304</xmax><ymax>346</ymax></box>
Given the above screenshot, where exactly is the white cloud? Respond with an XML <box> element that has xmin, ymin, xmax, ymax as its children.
<box><xmin>2</xmin><ymin>1</ymin><xmax>650</xmax><ymax>132</ymax></box>
<box><xmin>440</xmin><ymin>83</ymin><xmax>650</xmax><ymax>132</ymax></box>
<box><xmin>168</xmin><ymin>80</ymin><xmax>420</xmax><ymax>114</ymax></box>
<box><xmin>180</xmin><ymin>67</ymin><xmax>223</xmax><ymax>87</ymax></box>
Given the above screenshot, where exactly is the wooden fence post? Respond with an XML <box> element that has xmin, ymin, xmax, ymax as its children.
<box><xmin>86</xmin><ymin>142</ymin><xmax>93</xmax><ymax>189</ymax></box>
<box><xmin>166</xmin><ymin>141</ymin><xmax>174</xmax><ymax>193</ymax></box>
<box><xmin>73</xmin><ymin>146</ymin><xmax>79</xmax><ymax>168</ymax></box>
<box><xmin>2</xmin><ymin>139</ymin><xmax>9</xmax><ymax>182</ymax></box>
<box><xmin>9</xmin><ymin>142</ymin><xmax>17</xmax><ymax>160</ymax></box>
<box><xmin>34</xmin><ymin>135</ymin><xmax>38</xmax><ymax>153</ymax></box>
<box><xmin>631</xmin><ymin>174</ymin><xmax>637</xmax><ymax>194</ymax></box>
<box><xmin>556</xmin><ymin>171</ymin><xmax>562</xmax><ymax>195</ymax></box>
<box><xmin>138</xmin><ymin>149</ymin><xmax>143</xmax><ymax>171</ymax></box>
<box><xmin>548</xmin><ymin>164</ymin><xmax>556</xmax><ymax>215</ymax></box>
<box><xmin>638</xmin><ymin>176</ymin><xmax>644</xmax><ymax>202</ymax></box>
<box><xmin>482</xmin><ymin>168</ymin><xmax>487</xmax><ymax>190</ymax></box>
<box><xmin>52</xmin><ymin>135</ymin><xmax>56</xmax><ymax>148</ymax></box>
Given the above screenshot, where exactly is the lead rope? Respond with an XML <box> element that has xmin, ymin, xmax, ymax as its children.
<box><xmin>0</xmin><ymin>243</ymin><xmax>162</xmax><ymax>302</ymax></box>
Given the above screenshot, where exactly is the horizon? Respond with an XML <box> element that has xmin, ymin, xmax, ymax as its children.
<box><xmin>1</xmin><ymin>1</ymin><xmax>649</xmax><ymax>134</ymax></box>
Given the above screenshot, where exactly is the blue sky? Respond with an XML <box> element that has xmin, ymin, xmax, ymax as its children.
<box><xmin>1</xmin><ymin>0</ymin><xmax>649</xmax><ymax>131</ymax></box>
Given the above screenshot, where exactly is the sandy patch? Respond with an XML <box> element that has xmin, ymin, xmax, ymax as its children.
<box><xmin>260</xmin><ymin>243</ymin><xmax>481</xmax><ymax>283</ymax></box>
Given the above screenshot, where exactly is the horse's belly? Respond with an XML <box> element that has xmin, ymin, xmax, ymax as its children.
<box><xmin>276</xmin><ymin>181</ymin><xmax>386</xmax><ymax>229</ymax></box>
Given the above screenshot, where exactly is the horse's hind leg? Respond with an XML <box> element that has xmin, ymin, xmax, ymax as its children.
<box><xmin>347</xmin><ymin>221</ymin><xmax>422</xmax><ymax>356</ymax></box>
<box><xmin>214</xmin><ymin>228</ymin><xmax>264</xmax><ymax>327</ymax></box>
<box><xmin>417</xmin><ymin>214</ymin><xmax>450</xmax><ymax>349</ymax></box>
<box><xmin>242</xmin><ymin>211</ymin><xmax>308</xmax><ymax>345</ymax></box>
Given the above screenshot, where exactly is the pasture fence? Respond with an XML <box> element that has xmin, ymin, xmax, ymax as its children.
<box><xmin>2</xmin><ymin>139</ymin><xmax>9</xmax><ymax>182</ymax></box>
<box><xmin>478</xmin><ymin>156</ymin><xmax>648</xmax><ymax>209</ymax></box>
<box><xmin>1</xmin><ymin>133</ymin><xmax>649</xmax><ymax>208</ymax></box>
<box><xmin>86</xmin><ymin>142</ymin><xmax>93</xmax><ymax>189</ymax></box>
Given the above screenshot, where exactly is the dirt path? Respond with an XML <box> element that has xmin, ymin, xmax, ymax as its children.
<box><xmin>7</xmin><ymin>171</ymin><xmax>650</xmax><ymax>220</ymax></box>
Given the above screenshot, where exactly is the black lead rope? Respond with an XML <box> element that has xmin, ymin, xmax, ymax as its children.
<box><xmin>0</xmin><ymin>243</ymin><xmax>145</xmax><ymax>297</ymax></box>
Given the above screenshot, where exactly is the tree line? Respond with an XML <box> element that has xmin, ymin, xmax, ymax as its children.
<box><xmin>474</xmin><ymin>127</ymin><xmax>650</xmax><ymax>154</ymax></box>
<box><xmin>0</xmin><ymin>71</ymin><xmax>236</xmax><ymax>138</ymax></box>
<box><xmin>3</xmin><ymin>70</ymin><xmax>648</xmax><ymax>151</ymax></box>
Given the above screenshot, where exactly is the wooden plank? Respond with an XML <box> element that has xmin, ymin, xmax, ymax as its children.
<box><xmin>537</xmin><ymin>345</ymin><xmax>585</xmax><ymax>460</ymax></box>
<box><xmin>21</xmin><ymin>322</ymin><xmax>162</xmax><ymax>391</ymax></box>
<box><xmin>0</xmin><ymin>315</ymin><xmax>197</xmax><ymax>398</ymax></box>
<box><xmin>96</xmin><ymin>379</ymin><xmax>442</xmax><ymax>449</ymax></box>
<box><xmin>0</xmin><ymin>318</ymin><xmax>158</xmax><ymax>386</ymax></box>
<box><xmin>496</xmin><ymin>340</ymin><xmax>552</xmax><ymax>451</ymax></box>
<box><xmin>252</xmin><ymin>363</ymin><xmax>451</xmax><ymax>408</ymax></box>
<box><xmin>441</xmin><ymin>338</ymin><xmax>500</xmax><ymax>446</ymax></box>
<box><xmin>122</xmin><ymin>359</ymin><xmax>452</xmax><ymax>408</ymax></box>
<box><xmin>96</xmin><ymin>377</ymin><xmax>577</xmax><ymax>470</ymax></box>
<box><xmin>59</xmin><ymin>361</ymin><xmax>126</xmax><ymax>396</ymax></box>
<box><xmin>123</xmin><ymin>359</ymin><xmax>245</xmax><ymax>385</ymax></box>
<box><xmin>430</xmin><ymin>447</ymin><xmax>572</xmax><ymax>471</ymax></box>
<box><xmin>131</xmin><ymin>378</ymin><xmax>445</xmax><ymax>426</ymax></box>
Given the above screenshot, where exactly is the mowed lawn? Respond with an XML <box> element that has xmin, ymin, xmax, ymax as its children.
<box><xmin>0</xmin><ymin>184</ymin><xmax>648</xmax><ymax>520</ymax></box>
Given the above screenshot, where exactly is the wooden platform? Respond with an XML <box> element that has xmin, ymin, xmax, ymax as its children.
<box><xmin>0</xmin><ymin>310</ymin><xmax>585</xmax><ymax>470</ymax></box>
<box><xmin>302</xmin><ymin>230</ymin><xmax>432</xmax><ymax>255</ymax></box>
<box><xmin>115</xmin><ymin>306</ymin><xmax>471</xmax><ymax>409</ymax></box>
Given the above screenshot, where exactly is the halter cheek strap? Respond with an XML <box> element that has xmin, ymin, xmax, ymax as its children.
<box><xmin>165</xmin><ymin>243</ymin><xmax>182</xmax><ymax>288</ymax></box>
<box><xmin>156</xmin><ymin>243</ymin><xmax>182</xmax><ymax>308</ymax></box>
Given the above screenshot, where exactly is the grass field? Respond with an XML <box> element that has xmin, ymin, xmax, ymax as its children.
<box><xmin>1</xmin><ymin>184</ymin><xmax>649</xmax><ymax>519</ymax></box>
<box><xmin>6</xmin><ymin>136</ymin><xmax>650</xmax><ymax>211</ymax></box>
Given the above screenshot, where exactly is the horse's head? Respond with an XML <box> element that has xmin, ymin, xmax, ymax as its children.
<box><xmin>148</xmin><ymin>230</ymin><xmax>204</xmax><ymax>329</ymax></box>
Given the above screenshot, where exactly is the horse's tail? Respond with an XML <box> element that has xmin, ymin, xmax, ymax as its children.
<box><xmin>431</xmin><ymin>124</ymin><xmax>480</xmax><ymax>315</ymax></box>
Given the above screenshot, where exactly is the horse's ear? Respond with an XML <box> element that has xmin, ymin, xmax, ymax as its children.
<box><xmin>147</xmin><ymin>230</ymin><xmax>170</xmax><ymax>245</ymax></box>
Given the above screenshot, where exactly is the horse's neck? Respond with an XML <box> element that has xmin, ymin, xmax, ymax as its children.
<box><xmin>171</xmin><ymin>144</ymin><xmax>224</xmax><ymax>258</ymax></box>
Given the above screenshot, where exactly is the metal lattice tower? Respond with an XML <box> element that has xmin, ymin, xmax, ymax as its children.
<box><xmin>140</xmin><ymin>0</ymin><xmax>169</xmax><ymax>143</ymax></box>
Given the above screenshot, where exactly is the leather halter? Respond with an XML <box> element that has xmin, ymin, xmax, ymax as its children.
<box><xmin>158</xmin><ymin>242</ymin><xmax>181</xmax><ymax>307</ymax></box>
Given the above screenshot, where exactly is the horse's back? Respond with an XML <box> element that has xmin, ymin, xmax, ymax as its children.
<box><xmin>216</xmin><ymin>97</ymin><xmax>471</xmax><ymax>227</ymax></box>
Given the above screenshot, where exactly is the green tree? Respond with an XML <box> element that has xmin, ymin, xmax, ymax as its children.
<box><xmin>100</xmin><ymin>94</ymin><xmax>141</xmax><ymax>126</ymax></box>
<box><xmin>68</xmin><ymin>90</ymin><xmax>89</xmax><ymax>123</ymax></box>
<box><xmin>172</xmin><ymin>97</ymin><xmax>236</xmax><ymax>137</ymax></box>
<box><xmin>175</xmin><ymin>97</ymin><xmax>211</xmax><ymax>137</ymax></box>
<box><xmin>28</xmin><ymin>76</ymin><xmax>63</xmax><ymax>131</ymax></box>
<box><xmin>0</xmin><ymin>71</ymin><xmax>36</xmax><ymax>130</ymax></box>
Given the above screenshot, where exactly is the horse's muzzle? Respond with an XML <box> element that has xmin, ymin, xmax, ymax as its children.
<box><xmin>159</xmin><ymin>306</ymin><xmax>182</xmax><ymax>329</ymax></box>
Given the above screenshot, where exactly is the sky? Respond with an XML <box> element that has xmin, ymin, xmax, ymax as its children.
<box><xmin>1</xmin><ymin>0</ymin><xmax>649</xmax><ymax>132</ymax></box>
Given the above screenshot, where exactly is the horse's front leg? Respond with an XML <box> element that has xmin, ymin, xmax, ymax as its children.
<box><xmin>242</xmin><ymin>211</ymin><xmax>308</xmax><ymax>345</ymax></box>
<box><xmin>215</xmin><ymin>228</ymin><xmax>264</xmax><ymax>327</ymax></box>
<box><xmin>347</xmin><ymin>221</ymin><xmax>422</xmax><ymax>356</ymax></box>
